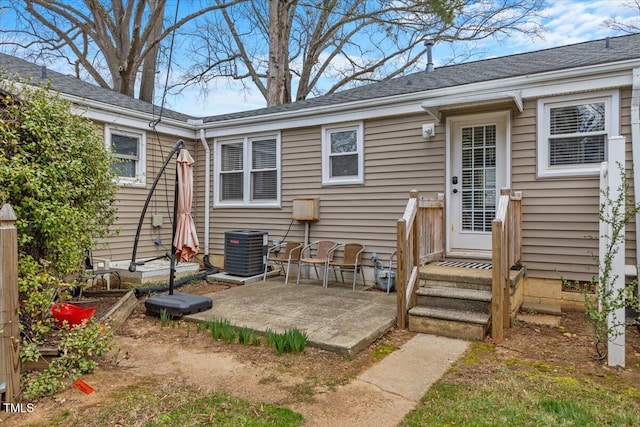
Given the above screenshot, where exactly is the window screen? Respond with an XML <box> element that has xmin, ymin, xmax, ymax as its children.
<box><xmin>111</xmin><ymin>133</ymin><xmax>139</xmax><ymax>178</ymax></box>
<box><xmin>329</xmin><ymin>130</ymin><xmax>358</xmax><ymax>178</ymax></box>
<box><xmin>251</xmin><ymin>139</ymin><xmax>277</xmax><ymax>200</ymax></box>
<box><xmin>549</xmin><ymin>102</ymin><xmax>606</xmax><ymax>166</ymax></box>
<box><xmin>216</xmin><ymin>136</ymin><xmax>279</xmax><ymax>205</ymax></box>
<box><xmin>220</xmin><ymin>143</ymin><xmax>243</xmax><ymax>201</ymax></box>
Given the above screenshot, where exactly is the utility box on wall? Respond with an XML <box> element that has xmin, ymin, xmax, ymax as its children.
<box><xmin>292</xmin><ymin>197</ymin><xmax>319</xmax><ymax>221</ymax></box>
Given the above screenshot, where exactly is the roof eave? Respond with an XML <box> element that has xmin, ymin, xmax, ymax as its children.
<box><xmin>201</xmin><ymin>58</ymin><xmax>640</xmax><ymax>135</ymax></box>
<box><xmin>62</xmin><ymin>92</ymin><xmax>197</xmax><ymax>138</ymax></box>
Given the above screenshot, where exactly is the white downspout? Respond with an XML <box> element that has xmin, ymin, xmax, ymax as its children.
<box><xmin>199</xmin><ymin>129</ymin><xmax>211</xmax><ymax>259</ymax></box>
<box><xmin>632</xmin><ymin>68</ymin><xmax>640</xmax><ymax>275</ymax></box>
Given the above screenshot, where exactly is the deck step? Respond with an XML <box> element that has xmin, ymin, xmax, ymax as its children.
<box><xmin>409</xmin><ymin>307</ymin><xmax>490</xmax><ymax>341</ymax></box>
<box><xmin>416</xmin><ymin>286</ymin><xmax>491</xmax><ymax>313</ymax></box>
<box><xmin>419</xmin><ymin>262</ymin><xmax>524</xmax><ymax>291</ymax></box>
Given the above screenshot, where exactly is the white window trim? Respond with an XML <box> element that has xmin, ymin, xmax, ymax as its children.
<box><xmin>105</xmin><ymin>125</ymin><xmax>146</xmax><ymax>187</ymax></box>
<box><xmin>321</xmin><ymin>122</ymin><xmax>364</xmax><ymax>186</ymax></box>
<box><xmin>213</xmin><ymin>133</ymin><xmax>281</xmax><ymax>208</ymax></box>
<box><xmin>537</xmin><ymin>90</ymin><xmax>619</xmax><ymax>178</ymax></box>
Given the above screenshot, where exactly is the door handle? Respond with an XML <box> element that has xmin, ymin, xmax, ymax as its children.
<box><xmin>452</xmin><ymin>176</ymin><xmax>458</xmax><ymax>185</ymax></box>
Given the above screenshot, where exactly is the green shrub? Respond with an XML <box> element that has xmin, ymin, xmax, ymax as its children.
<box><xmin>0</xmin><ymin>80</ymin><xmax>117</xmax><ymax>276</ymax></box>
<box><xmin>0</xmin><ymin>80</ymin><xmax>117</xmax><ymax>397</ymax></box>
<box><xmin>23</xmin><ymin>321</ymin><xmax>112</xmax><ymax>399</ymax></box>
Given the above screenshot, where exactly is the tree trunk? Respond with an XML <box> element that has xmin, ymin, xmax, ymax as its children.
<box><xmin>267</xmin><ymin>0</ymin><xmax>294</xmax><ymax>106</ymax></box>
<box><xmin>139</xmin><ymin>0</ymin><xmax>164</xmax><ymax>103</ymax></box>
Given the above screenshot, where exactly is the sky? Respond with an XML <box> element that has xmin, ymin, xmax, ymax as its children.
<box><xmin>1</xmin><ymin>0</ymin><xmax>638</xmax><ymax>117</ymax></box>
<box><xmin>166</xmin><ymin>0</ymin><xmax>640</xmax><ymax>117</ymax></box>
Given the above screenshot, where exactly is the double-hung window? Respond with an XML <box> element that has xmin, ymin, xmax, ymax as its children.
<box><xmin>537</xmin><ymin>91</ymin><xmax>619</xmax><ymax>178</ymax></box>
<box><xmin>215</xmin><ymin>134</ymin><xmax>280</xmax><ymax>207</ymax></box>
<box><xmin>106</xmin><ymin>126</ymin><xmax>146</xmax><ymax>186</ymax></box>
<box><xmin>322</xmin><ymin>122</ymin><xmax>364</xmax><ymax>185</ymax></box>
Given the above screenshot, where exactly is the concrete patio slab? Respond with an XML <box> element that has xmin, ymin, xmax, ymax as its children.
<box><xmin>185</xmin><ymin>278</ymin><xmax>397</xmax><ymax>355</ymax></box>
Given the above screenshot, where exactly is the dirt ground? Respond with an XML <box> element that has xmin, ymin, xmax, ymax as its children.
<box><xmin>4</xmin><ymin>281</ymin><xmax>640</xmax><ymax>426</ymax></box>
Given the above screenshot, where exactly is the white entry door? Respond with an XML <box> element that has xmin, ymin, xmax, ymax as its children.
<box><xmin>448</xmin><ymin>112</ymin><xmax>509</xmax><ymax>253</ymax></box>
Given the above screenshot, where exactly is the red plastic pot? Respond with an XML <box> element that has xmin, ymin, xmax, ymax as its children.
<box><xmin>51</xmin><ymin>302</ymin><xmax>96</xmax><ymax>327</ymax></box>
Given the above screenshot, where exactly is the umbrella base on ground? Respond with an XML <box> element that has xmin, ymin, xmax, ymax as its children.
<box><xmin>145</xmin><ymin>292</ymin><xmax>212</xmax><ymax>316</ymax></box>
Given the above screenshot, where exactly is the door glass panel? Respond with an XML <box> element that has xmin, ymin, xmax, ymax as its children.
<box><xmin>460</xmin><ymin>124</ymin><xmax>497</xmax><ymax>232</ymax></box>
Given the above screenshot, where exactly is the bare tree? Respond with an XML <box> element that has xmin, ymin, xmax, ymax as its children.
<box><xmin>1</xmin><ymin>0</ymin><xmax>241</xmax><ymax>102</ymax></box>
<box><xmin>178</xmin><ymin>0</ymin><xmax>545</xmax><ymax>107</ymax></box>
<box><xmin>603</xmin><ymin>0</ymin><xmax>640</xmax><ymax>33</ymax></box>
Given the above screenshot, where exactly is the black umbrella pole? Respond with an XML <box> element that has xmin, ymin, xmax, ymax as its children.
<box><xmin>129</xmin><ymin>139</ymin><xmax>185</xmax><ymax>272</ymax></box>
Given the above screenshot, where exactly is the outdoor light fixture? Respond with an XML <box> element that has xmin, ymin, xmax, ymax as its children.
<box><xmin>422</xmin><ymin>123</ymin><xmax>435</xmax><ymax>139</ymax></box>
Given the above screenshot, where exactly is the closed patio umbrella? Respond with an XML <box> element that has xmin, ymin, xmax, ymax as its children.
<box><xmin>174</xmin><ymin>148</ymin><xmax>199</xmax><ymax>262</ymax></box>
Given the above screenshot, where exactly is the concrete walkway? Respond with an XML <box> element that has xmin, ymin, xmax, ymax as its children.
<box><xmin>291</xmin><ymin>334</ymin><xmax>469</xmax><ymax>426</ymax></box>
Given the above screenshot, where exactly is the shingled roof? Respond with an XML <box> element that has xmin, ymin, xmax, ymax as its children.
<box><xmin>0</xmin><ymin>52</ymin><xmax>192</xmax><ymax>122</ymax></box>
<box><xmin>2</xmin><ymin>33</ymin><xmax>640</xmax><ymax>125</ymax></box>
<box><xmin>201</xmin><ymin>33</ymin><xmax>640</xmax><ymax>123</ymax></box>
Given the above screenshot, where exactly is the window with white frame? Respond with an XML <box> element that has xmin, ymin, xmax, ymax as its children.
<box><xmin>321</xmin><ymin>122</ymin><xmax>364</xmax><ymax>185</ymax></box>
<box><xmin>537</xmin><ymin>91</ymin><xmax>619</xmax><ymax>178</ymax></box>
<box><xmin>215</xmin><ymin>134</ymin><xmax>280</xmax><ymax>207</ymax></box>
<box><xmin>106</xmin><ymin>126</ymin><xmax>146</xmax><ymax>185</ymax></box>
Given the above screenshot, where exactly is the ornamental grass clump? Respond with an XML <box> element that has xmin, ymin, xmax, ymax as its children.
<box><xmin>265</xmin><ymin>328</ymin><xmax>308</xmax><ymax>355</ymax></box>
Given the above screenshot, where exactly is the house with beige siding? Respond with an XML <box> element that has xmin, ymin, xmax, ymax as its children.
<box><xmin>3</xmin><ymin>33</ymin><xmax>640</xmax><ymax>326</ymax></box>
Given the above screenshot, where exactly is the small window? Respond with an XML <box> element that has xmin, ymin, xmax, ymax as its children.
<box><xmin>322</xmin><ymin>122</ymin><xmax>364</xmax><ymax>185</ymax></box>
<box><xmin>537</xmin><ymin>91</ymin><xmax>619</xmax><ymax>178</ymax></box>
<box><xmin>220</xmin><ymin>142</ymin><xmax>244</xmax><ymax>201</ymax></box>
<box><xmin>106</xmin><ymin>126</ymin><xmax>146</xmax><ymax>185</ymax></box>
<box><xmin>214</xmin><ymin>134</ymin><xmax>280</xmax><ymax>207</ymax></box>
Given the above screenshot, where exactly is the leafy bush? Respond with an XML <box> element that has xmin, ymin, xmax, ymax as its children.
<box><xmin>562</xmin><ymin>164</ymin><xmax>640</xmax><ymax>360</ymax></box>
<box><xmin>582</xmin><ymin>165</ymin><xmax>640</xmax><ymax>359</ymax></box>
<box><xmin>0</xmin><ymin>79</ymin><xmax>117</xmax><ymax>397</ymax></box>
<box><xmin>23</xmin><ymin>321</ymin><xmax>112</xmax><ymax>399</ymax></box>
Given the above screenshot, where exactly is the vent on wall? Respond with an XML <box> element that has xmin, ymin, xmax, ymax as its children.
<box><xmin>224</xmin><ymin>230</ymin><xmax>268</xmax><ymax>276</ymax></box>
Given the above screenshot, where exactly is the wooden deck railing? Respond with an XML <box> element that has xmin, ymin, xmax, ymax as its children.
<box><xmin>418</xmin><ymin>194</ymin><xmax>445</xmax><ymax>264</ymax></box>
<box><xmin>396</xmin><ymin>190</ymin><xmax>445</xmax><ymax>328</ymax></box>
<box><xmin>396</xmin><ymin>188</ymin><xmax>521</xmax><ymax>335</ymax></box>
<box><xmin>491</xmin><ymin>189</ymin><xmax>522</xmax><ymax>343</ymax></box>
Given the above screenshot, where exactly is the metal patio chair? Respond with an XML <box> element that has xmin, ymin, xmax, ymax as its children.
<box><xmin>296</xmin><ymin>240</ymin><xmax>336</xmax><ymax>285</ymax></box>
<box><xmin>263</xmin><ymin>241</ymin><xmax>302</xmax><ymax>285</ymax></box>
<box><xmin>325</xmin><ymin>243</ymin><xmax>366</xmax><ymax>290</ymax></box>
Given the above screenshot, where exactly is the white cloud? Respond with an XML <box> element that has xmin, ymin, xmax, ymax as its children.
<box><xmin>476</xmin><ymin>0</ymin><xmax>637</xmax><ymax>57</ymax></box>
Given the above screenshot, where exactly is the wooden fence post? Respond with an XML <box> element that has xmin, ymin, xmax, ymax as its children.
<box><xmin>491</xmin><ymin>218</ymin><xmax>504</xmax><ymax>343</ymax></box>
<box><xmin>0</xmin><ymin>204</ymin><xmax>19</xmax><ymax>402</ymax></box>
<box><xmin>396</xmin><ymin>218</ymin><xmax>408</xmax><ymax>328</ymax></box>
